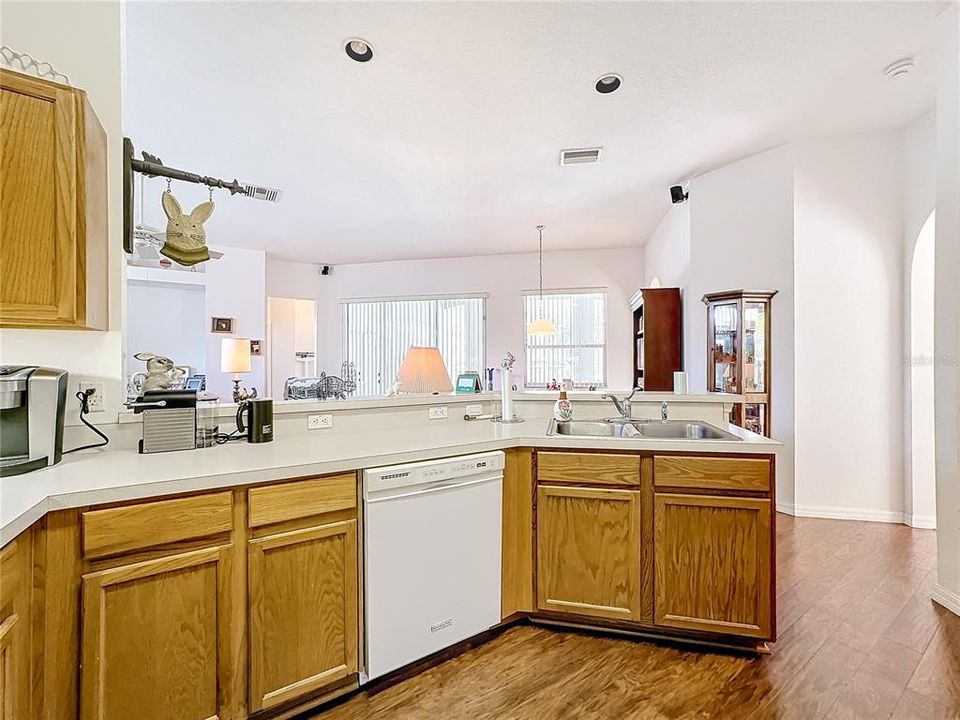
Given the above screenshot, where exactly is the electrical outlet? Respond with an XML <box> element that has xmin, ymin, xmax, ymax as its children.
<box><xmin>78</xmin><ymin>382</ymin><xmax>104</xmax><ymax>412</ymax></box>
<box><xmin>428</xmin><ymin>406</ymin><xmax>448</xmax><ymax>420</ymax></box>
<box><xmin>465</xmin><ymin>404</ymin><xmax>483</xmax><ymax>416</ymax></box>
<box><xmin>308</xmin><ymin>414</ymin><xmax>333</xmax><ymax>430</ymax></box>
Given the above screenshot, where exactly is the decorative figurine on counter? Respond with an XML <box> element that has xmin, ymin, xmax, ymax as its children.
<box><xmin>132</xmin><ymin>352</ymin><xmax>185</xmax><ymax>392</ymax></box>
<box><xmin>554</xmin><ymin>389</ymin><xmax>573</xmax><ymax>421</ymax></box>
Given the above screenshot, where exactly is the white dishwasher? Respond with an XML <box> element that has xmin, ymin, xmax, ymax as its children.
<box><xmin>362</xmin><ymin>450</ymin><xmax>503</xmax><ymax>681</ymax></box>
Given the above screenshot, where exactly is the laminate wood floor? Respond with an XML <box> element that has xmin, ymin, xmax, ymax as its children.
<box><xmin>311</xmin><ymin>515</ymin><xmax>959</xmax><ymax>720</ymax></box>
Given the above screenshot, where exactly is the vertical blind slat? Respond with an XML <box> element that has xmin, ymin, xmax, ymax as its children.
<box><xmin>344</xmin><ymin>297</ymin><xmax>485</xmax><ymax>395</ymax></box>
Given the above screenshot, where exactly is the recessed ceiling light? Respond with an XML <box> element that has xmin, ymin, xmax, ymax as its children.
<box><xmin>344</xmin><ymin>37</ymin><xmax>374</xmax><ymax>63</ymax></box>
<box><xmin>883</xmin><ymin>58</ymin><xmax>914</xmax><ymax>79</ymax></box>
<box><xmin>595</xmin><ymin>74</ymin><xmax>622</xmax><ymax>94</ymax></box>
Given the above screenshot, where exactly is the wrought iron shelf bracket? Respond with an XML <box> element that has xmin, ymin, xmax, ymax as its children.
<box><xmin>123</xmin><ymin>136</ymin><xmax>245</xmax><ymax>253</ymax></box>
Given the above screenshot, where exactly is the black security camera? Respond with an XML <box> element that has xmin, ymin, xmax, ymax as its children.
<box><xmin>670</xmin><ymin>185</ymin><xmax>688</xmax><ymax>204</ymax></box>
<box><xmin>320</xmin><ymin>265</ymin><xmax>332</xmax><ymax>276</ymax></box>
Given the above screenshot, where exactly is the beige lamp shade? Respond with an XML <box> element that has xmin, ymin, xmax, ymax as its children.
<box><xmin>220</xmin><ymin>337</ymin><xmax>252</xmax><ymax>374</ymax></box>
<box><xmin>396</xmin><ymin>346</ymin><xmax>453</xmax><ymax>394</ymax></box>
<box><xmin>527</xmin><ymin>317</ymin><xmax>556</xmax><ymax>336</ymax></box>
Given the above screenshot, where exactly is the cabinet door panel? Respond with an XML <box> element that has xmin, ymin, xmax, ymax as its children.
<box><xmin>248</xmin><ymin>520</ymin><xmax>358</xmax><ymax>712</ymax></box>
<box><xmin>0</xmin><ymin>615</ymin><xmax>17</xmax><ymax>720</ymax></box>
<box><xmin>654</xmin><ymin>494</ymin><xmax>772</xmax><ymax>639</ymax></box>
<box><xmin>81</xmin><ymin>545</ymin><xmax>235</xmax><ymax>720</ymax></box>
<box><xmin>537</xmin><ymin>486</ymin><xmax>640</xmax><ymax>621</ymax></box>
<box><xmin>0</xmin><ymin>72</ymin><xmax>78</xmax><ymax>324</ymax></box>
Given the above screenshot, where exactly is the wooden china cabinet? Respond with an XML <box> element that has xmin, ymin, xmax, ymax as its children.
<box><xmin>703</xmin><ymin>289</ymin><xmax>776</xmax><ymax>436</ymax></box>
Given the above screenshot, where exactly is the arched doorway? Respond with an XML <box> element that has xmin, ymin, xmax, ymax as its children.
<box><xmin>909</xmin><ymin>211</ymin><xmax>936</xmax><ymax>528</ymax></box>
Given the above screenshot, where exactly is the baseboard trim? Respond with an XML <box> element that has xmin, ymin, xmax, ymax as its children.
<box><xmin>785</xmin><ymin>504</ymin><xmax>935</xmax><ymax>528</ymax></box>
<box><xmin>932</xmin><ymin>584</ymin><xmax>960</xmax><ymax>617</ymax></box>
<box><xmin>904</xmin><ymin>513</ymin><xmax>937</xmax><ymax>529</ymax></box>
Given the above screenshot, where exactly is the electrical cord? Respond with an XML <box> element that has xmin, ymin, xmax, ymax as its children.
<box><xmin>63</xmin><ymin>388</ymin><xmax>110</xmax><ymax>454</ymax></box>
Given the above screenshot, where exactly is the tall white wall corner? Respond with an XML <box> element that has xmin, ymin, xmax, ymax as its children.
<box><xmin>933</xmin><ymin>1</ymin><xmax>960</xmax><ymax>607</ymax></box>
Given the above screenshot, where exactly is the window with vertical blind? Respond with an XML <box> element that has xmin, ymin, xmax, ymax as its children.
<box><xmin>342</xmin><ymin>295</ymin><xmax>486</xmax><ymax>396</ymax></box>
<box><xmin>524</xmin><ymin>290</ymin><xmax>607</xmax><ymax>388</ymax></box>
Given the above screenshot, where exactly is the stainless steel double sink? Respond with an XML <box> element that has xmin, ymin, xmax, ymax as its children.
<box><xmin>546</xmin><ymin>418</ymin><xmax>741</xmax><ymax>441</ymax></box>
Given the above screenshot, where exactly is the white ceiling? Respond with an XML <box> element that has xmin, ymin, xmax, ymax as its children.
<box><xmin>125</xmin><ymin>1</ymin><xmax>944</xmax><ymax>265</ymax></box>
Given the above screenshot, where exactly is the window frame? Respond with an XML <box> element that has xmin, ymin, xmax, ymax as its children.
<box><xmin>522</xmin><ymin>287</ymin><xmax>609</xmax><ymax>389</ymax></box>
<box><xmin>341</xmin><ymin>292</ymin><xmax>488</xmax><ymax>396</ymax></box>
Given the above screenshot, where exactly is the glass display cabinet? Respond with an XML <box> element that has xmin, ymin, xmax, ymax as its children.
<box><xmin>703</xmin><ymin>289</ymin><xmax>777</xmax><ymax>436</ymax></box>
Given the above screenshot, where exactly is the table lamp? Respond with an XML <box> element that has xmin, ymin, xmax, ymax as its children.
<box><xmin>221</xmin><ymin>337</ymin><xmax>252</xmax><ymax>402</ymax></box>
<box><xmin>396</xmin><ymin>346</ymin><xmax>453</xmax><ymax>394</ymax></box>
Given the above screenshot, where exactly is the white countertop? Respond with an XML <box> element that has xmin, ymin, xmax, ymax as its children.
<box><xmin>0</xmin><ymin>416</ymin><xmax>776</xmax><ymax>547</ymax></box>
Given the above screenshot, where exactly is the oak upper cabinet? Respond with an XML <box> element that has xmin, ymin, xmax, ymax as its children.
<box><xmin>0</xmin><ymin>70</ymin><xmax>108</xmax><ymax>329</ymax></box>
<box><xmin>536</xmin><ymin>485</ymin><xmax>641</xmax><ymax>621</ymax></box>
<box><xmin>246</xmin><ymin>474</ymin><xmax>359</xmax><ymax>713</ymax></box>
<box><xmin>79</xmin><ymin>492</ymin><xmax>242</xmax><ymax>720</ymax></box>
<box><xmin>654</xmin><ymin>493</ymin><xmax>772</xmax><ymax>639</ymax></box>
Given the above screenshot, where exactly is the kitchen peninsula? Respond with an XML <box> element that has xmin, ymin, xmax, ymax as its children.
<box><xmin>0</xmin><ymin>391</ymin><xmax>778</xmax><ymax>720</ymax></box>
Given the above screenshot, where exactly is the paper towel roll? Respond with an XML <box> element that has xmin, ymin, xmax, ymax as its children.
<box><xmin>673</xmin><ymin>371</ymin><xmax>688</xmax><ymax>395</ymax></box>
<box><xmin>502</xmin><ymin>369</ymin><xmax>514</xmax><ymax>420</ymax></box>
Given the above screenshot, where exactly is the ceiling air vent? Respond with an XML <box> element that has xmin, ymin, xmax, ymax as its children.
<box><xmin>559</xmin><ymin>147</ymin><xmax>602</xmax><ymax>166</ymax></box>
<box><xmin>241</xmin><ymin>183</ymin><xmax>284</xmax><ymax>202</ymax></box>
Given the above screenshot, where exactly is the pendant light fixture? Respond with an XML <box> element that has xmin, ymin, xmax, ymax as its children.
<box><xmin>527</xmin><ymin>224</ymin><xmax>556</xmax><ymax>336</ymax></box>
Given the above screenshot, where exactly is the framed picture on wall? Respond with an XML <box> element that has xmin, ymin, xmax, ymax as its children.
<box><xmin>211</xmin><ymin>317</ymin><xmax>233</xmax><ymax>333</ymax></box>
<box><xmin>250</xmin><ymin>339</ymin><xmax>263</xmax><ymax>356</ymax></box>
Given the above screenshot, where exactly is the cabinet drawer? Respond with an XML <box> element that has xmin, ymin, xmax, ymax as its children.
<box><xmin>248</xmin><ymin>473</ymin><xmax>356</xmax><ymax>528</ymax></box>
<box><xmin>537</xmin><ymin>452</ymin><xmax>639</xmax><ymax>486</ymax></box>
<box><xmin>82</xmin><ymin>492</ymin><xmax>233</xmax><ymax>559</ymax></box>
<box><xmin>653</xmin><ymin>456</ymin><xmax>771</xmax><ymax>493</ymax></box>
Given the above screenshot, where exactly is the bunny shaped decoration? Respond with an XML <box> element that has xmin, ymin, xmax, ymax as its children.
<box><xmin>160</xmin><ymin>191</ymin><xmax>213</xmax><ymax>266</ymax></box>
<box><xmin>133</xmin><ymin>352</ymin><xmax>185</xmax><ymax>392</ymax></box>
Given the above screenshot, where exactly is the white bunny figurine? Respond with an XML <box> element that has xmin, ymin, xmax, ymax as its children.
<box><xmin>133</xmin><ymin>352</ymin><xmax>184</xmax><ymax>392</ymax></box>
<box><xmin>160</xmin><ymin>191</ymin><xmax>213</xmax><ymax>266</ymax></box>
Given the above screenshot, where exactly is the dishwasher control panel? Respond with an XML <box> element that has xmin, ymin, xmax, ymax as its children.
<box><xmin>363</xmin><ymin>451</ymin><xmax>505</xmax><ymax>495</ymax></box>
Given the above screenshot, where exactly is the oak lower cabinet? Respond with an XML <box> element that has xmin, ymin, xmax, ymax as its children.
<box><xmin>80</xmin><ymin>544</ymin><xmax>239</xmax><ymax>720</ymax></box>
<box><xmin>0</xmin><ymin>535</ymin><xmax>31</xmax><ymax>720</ymax></box>
<box><xmin>536</xmin><ymin>485</ymin><xmax>641</xmax><ymax>621</ymax></box>
<box><xmin>653</xmin><ymin>493</ymin><xmax>773</xmax><ymax>639</ymax></box>
<box><xmin>247</xmin><ymin>520</ymin><xmax>358</xmax><ymax>713</ymax></box>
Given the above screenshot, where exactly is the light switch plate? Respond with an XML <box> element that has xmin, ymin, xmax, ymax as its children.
<box><xmin>428</xmin><ymin>406</ymin><xmax>448</xmax><ymax>420</ymax></box>
<box><xmin>308</xmin><ymin>414</ymin><xmax>333</xmax><ymax>430</ymax></box>
<box><xmin>465</xmin><ymin>404</ymin><xmax>483</xmax><ymax>416</ymax></box>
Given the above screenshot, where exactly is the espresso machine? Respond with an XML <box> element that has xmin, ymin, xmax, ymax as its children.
<box><xmin>0</xmin><ymin>366</ymin><xmax>68</xmax><ymax>476</ymax></box>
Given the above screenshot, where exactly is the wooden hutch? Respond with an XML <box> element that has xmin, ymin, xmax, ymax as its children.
<box><xmin>629</xmin><ymin>287</ymin><xmax>682</xmax><ymax>391</ymax></box>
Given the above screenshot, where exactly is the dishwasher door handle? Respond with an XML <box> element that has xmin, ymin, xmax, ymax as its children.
<box><xmin>365</xmin><ymin>473</ymin><xmax>502</xmax><ymax>504</ymax></box>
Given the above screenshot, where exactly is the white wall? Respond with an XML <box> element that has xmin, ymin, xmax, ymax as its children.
<box><xmin>902</xmin><ymin>114</ymin><xmax>938</xmax><ymax>529</ymax></box>
<box><xmin>126</xmin><ymin>281</ymin><xmax>206</xmax><ymax>375</ymax></box>
<box><xmin>0</xmin><ymin>1</ymin><xmax>125</xmax><ymax>425</ymax></box>
<box><xmin>204</xmin><ymin>245</ymin><xmax>266</xmax><ymax>400</ymax></box>
<box><xmin>687</xmin><ymin>146</ymin><xmax>797</xmax><ymax>506</ymax></box>
<box><xmin>793</xmin><ymin>133</ymin><xmax>905</xmax><ymax>521</ymax></box>
<box><xmin>642</xmin><ymin>203</ymin><xmax>695</xmax><ymax>373</ymax></box>
<box><xmin>933</xmin><ymin>3</ymin><xmax>960</xmax><ymax>614</ymax></box>
<box><xmin>265</xmin><ymin>258</ymin><xmax>328</xmax><ymax>355</ymax></box>
<box><xmin>910</xmin><ymin>213</ymin><xmax>936</xmax><ymax>528</ymax></box>
<box><xmin>306</xmin><ymin>248</ymin><xmax>644</xmax><ymax>390</ymax></box>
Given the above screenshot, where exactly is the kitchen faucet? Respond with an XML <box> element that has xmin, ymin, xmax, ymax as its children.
<box><xmin>601</xmin><ymin>388</ymin><xmax>641</xmax><ymax>419</ymax></box>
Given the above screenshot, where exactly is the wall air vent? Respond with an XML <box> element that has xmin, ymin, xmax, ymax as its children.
<box><xmin>559</xmin><ymin>147</ymin><xmax>602</xmax><ymax>166</ymax></box>
<box><xmin>241</xmin><ymin>183</ymin><xmax>284</xmax><ymax>202</ymax></box>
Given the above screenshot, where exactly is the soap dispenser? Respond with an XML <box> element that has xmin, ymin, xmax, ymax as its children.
<box><xmin>553</xmin><ymin>390</ymin><xmax>573</xmax><ymax>422</ymax></box>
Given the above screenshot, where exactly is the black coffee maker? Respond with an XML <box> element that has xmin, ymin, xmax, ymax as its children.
<box><xmin>236</xmin><ymin>397</ymin><xmax>273</xmax><ymax>443</ymax></box>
